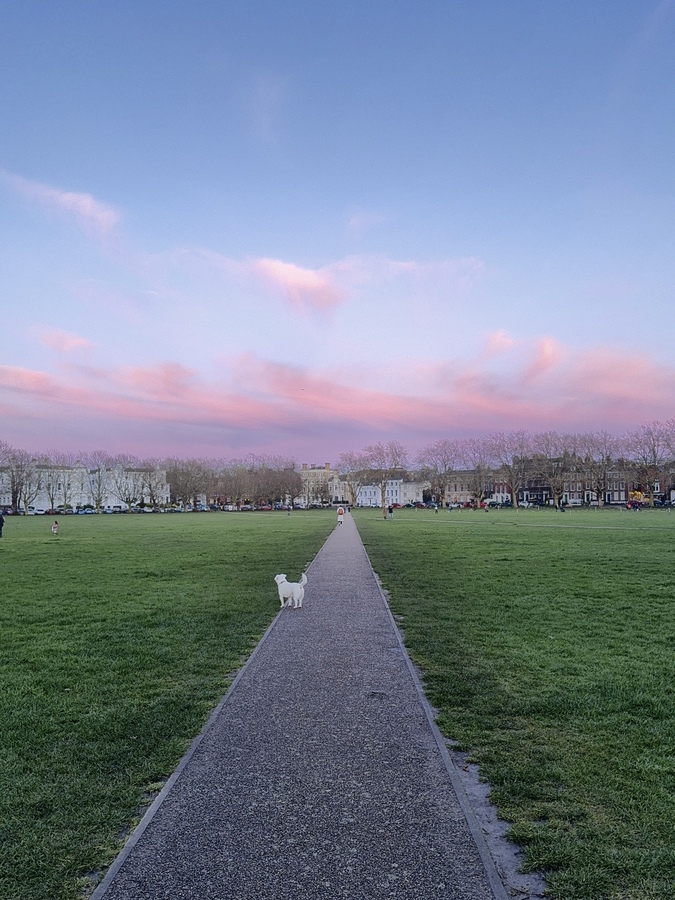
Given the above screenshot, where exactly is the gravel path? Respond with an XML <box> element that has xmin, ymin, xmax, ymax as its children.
<box><xmin>92</xmin><ymin>513</ymin><xmax>508</xmax><ymax>899</ymax></box>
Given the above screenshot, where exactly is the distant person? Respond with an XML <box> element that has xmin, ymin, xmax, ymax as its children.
<box><xmin>388</xmin><ymin>505</ymin><xmax>394</xmax><ymax>519</ymax></box>
<box><xmin>337</xmin><ymin>506</ymin><xmax>345</xmax><ymax>526</ymax></box>
<box><xmin>0</xmin><ymin>511</ymin><xmax>4</xmax><ymax>538</ymax></box>
<box><xmin>51</xmin><ymin>520</ymin><xmax>59</xmax><ymax>535</ymax></box>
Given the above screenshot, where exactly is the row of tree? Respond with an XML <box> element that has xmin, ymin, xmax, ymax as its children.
<box><xmin>0</xmin><ymin>443</ymin><xmax>305</xmax><ymax>514</ymax></box>
<box><xmin>338</xmin><ymin>421</ymin><xmax>675</xmax><ymax>515</ymax></box>
<box><xmin>2</xmin><ymin>420</ymin><xmax>675</xmax><ymax>515</ymax></box>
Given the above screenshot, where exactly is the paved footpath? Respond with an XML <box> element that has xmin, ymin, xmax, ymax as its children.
<box><xmin>93</xmin><ymin>514</ymin><xmax>509</xmax><ymax>900</ymax></box>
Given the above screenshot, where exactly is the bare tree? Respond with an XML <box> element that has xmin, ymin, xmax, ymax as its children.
<box><xmin>166</xmin><ymin>458</ymin><xmax>212</xmax><ymax>508</ymax></box>
<box><xmin>20</xmin><ymin>452</ymin><xmax>43</xmax><ymax>514</ymax></box>
<box><xmin>34</xmin><ymin>450</ymin><xmax>83</xmax><ymax>512</ymax></box>
<box><xmin>532</xmin><ymin>431</ymin><xmax>576</xmax><ymax>509</ymax></box>
<box><xmin>490</xmin><ymin>431</ymin><xmax>532</xmax><ymax>508</ymax></box>
<box><xmin>219</xmin><ymin>460</ymin><xmax>252</xmax><ymax>506</ymax></box>
<box><xmin>2</xmin><ymin>449</ymin><xmax>39</xmax><ymax>514</ymax></box>
<box><xmin>59</xmin><ymin>453</ymin><xmax>82</xmax><ymax>512</ymax></box>
<box><xmin>0</xmin><ymin>441</ymin><xmax>10</xmax><ymax>509</ymax></box>
<box><xmin>417</xmin><ymin>439</ymin><xmax>461</xmax><ymax>507</ymax></box>
<box><xmin>84</xmin><ymin>450</ymin><xmax>113</xmax><ymax>512</ymax></box>
<box><xmin>337</xmin><ymin>451</ymin><xmax>371</xmax><ymax>507</ymax></box>
<box><xmin>263</xmin><ymin>458</ymin><xmax>301</xmax><ymax>507</ymax></box>
<box><xmin>362</xmin><ymin>441</ymin><xmax>409</xmax><ymax>518</ymax></box>
<box><xmin>457</xmin><ymin>437</ymin><xmax>495</xmax><ymax>506</ymax></box>
<box><xmin>663</xmin><ymin>418</ymin><xmax>675</xmax><ymax>501</ymax></box>
<box><xmin>39</xmin><ymin>451</ymin><xmax>61</xmax><ymax>512</ymax></box>
<box><xmin>245</xmin><ymin>455</ymin><xmax>276</xmax><ymax>506</ymax></box>
<box><xmin>576</xmin><ymin>432</ymin><xmax>620</xmax><ymax>507</ymax></box>
<box><xmin>1</xmin><ymin>446</ymin><xmax>25</xmax><ymax>514</ymax></box>
<box><xmin>315</xmin><ymin>477</ymin><xmax>332</xmax><ymax>506</ymax></box>
<box><xmin>625</xmin><ymin>421</ymin><xmax>671</xmax><ymax>506</ymax></box>
<box><xmin>139</xmin><ymin>460</ymin><xmax>169</xmax><ymax>508</ymax></box>
<box><xmin>274</xmin><ymin>461</ymin><xmax>302</xmax><ymax>508</ymax></box>
<box><xmin>109</xmin><ymin>455</ymin><xmax>145</xmax><ymax>510</ymax></box>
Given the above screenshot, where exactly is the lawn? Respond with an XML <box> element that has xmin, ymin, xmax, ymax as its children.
<box><xmin>0</xmin><ymin>510</ymin><xmax>335</xmax><ymax>900</ymax></box>
<box><xmin>355</xmin><ymin>506</ymin><xmax>675</xmax><ymax>900</ymax></box>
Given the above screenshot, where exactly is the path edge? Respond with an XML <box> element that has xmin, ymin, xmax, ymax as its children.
<box><xmin>358</xmin><ymin>533</ymin><xmax>511</xmax><ymax>900</ymax></box>
<box><xmin>90</xmin><ymin>529</ymin><xmax>332</xmax><ymax>899</ymax></box>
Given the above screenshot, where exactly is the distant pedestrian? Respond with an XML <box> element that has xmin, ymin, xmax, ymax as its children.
<box><xmin>0</xmin><ymin>512</ymin><xmax>4</xmax><ymax>538</ymax></box>
<box><xmin>388</xmin><ymin>505</ymin><xmax>393</xmax><ymax>519</ymax></box>
<box><xmin>337</xmin><ymin>506</ymin><xmax>345</xmax><ymax>526</ymax></box>
<box><xmin>51</xmin><ymin>520</ymin><xmax>59</xmax><ymax>535</ymax></box>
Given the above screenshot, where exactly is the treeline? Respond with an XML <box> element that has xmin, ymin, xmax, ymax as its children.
<box><xmin>0</xmin><ymin>444</ymin><xmax>303</xmax><ymax>513</ymax></box>
<box><xmin>2</xmin><ymin>419</ymin><xmax>675</xmax><ymax>513</ymax></box>
<box><xmin>340</xmin><ymin>422</ymin><xmax>675</xmax><ymax>511</ymax></box>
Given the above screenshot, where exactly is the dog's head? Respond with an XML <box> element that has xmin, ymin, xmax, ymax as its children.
<box><xmin>274</xmin><ymin>574</ymin><xmax>287</xmax><ymax>585</ymax></box>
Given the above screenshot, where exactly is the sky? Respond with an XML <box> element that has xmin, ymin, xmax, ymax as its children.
<box><xmin>2</xmin><ymin>1</ymin><xmax>675</xmax><ymax>463</ymax></box>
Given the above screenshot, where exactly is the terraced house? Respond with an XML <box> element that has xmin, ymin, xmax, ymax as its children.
<box><xmin>0</xmin><ymin>460</ymin><xmax>169</xmax><ymax>514</ymax></box>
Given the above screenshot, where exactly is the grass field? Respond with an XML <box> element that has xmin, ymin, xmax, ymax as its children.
<box><xmin>0</xmin><ymin>510</ymin><xmax>335</xmax><ymax>900</ymax></box>
<box><xmin>355</xmin><ymin>506</ymin><xmax>675</xmax><ymax>900</ymax></box>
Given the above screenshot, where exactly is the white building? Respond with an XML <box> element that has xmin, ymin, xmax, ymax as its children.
<box><xmin>356</xmin><ymin>478</ymin><xmax>425</xmax><ymax>507</ymax></box>
<box><xmin>0</xmin><ymin>462</ymin><xmax>170</xmax><ymax>513</ymax></box>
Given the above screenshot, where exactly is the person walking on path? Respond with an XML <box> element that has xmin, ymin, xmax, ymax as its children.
<box><xmin>336</xmin><ymin>505</ymin><xmax>345</xmax><ymax>525</ymax></box>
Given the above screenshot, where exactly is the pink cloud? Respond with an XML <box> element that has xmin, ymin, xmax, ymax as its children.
<box><xmin>39</xmin><ymin>328</ymin><xmax>95</xmax><ymax>353</ymax></box>
<box><xmin>1</xmin><ymin>170</ymin><xmax>120</xmax><ymax>240</ymax></box>
<box><xmin>483</xmin><ymin>330</ymin><xmax>517</xmax><ymax>359</ymax></box>
<box><xmin>521</xmin><ymin>336</ymin><xmax>565</xmax><ymax>384</ymax></box>
<box><xmin>568</xmin><ymin>348</ymin><xmax>675</xmax><ymax>407</ymax></box>
<box><xmin>143</xmin><ymin>249</ymin><xmax>486</xmax><ymax>320</ymax></box>
<box><xmin>2</xmin><ymin>339</ymin><xmax>675</xmax><ymax>457</ymax></box>
<box><xmin>254</xmin><ymin>258</ymin><xmax>346</xmax><ymax>312</ymax></box>
<box><xmin>0</xmin><ymin>365</ymin><xmax>58</xmax><ymax>396</ymax></box>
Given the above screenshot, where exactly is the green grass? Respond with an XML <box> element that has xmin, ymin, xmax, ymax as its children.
<box><xmin>0</xmin><ymin>511</ymin><xmax>334</xmax><ymax>900</ymax></box>
<box><xmin>355</xmin><ymin>506</ymin><xmax>675</xmax><ymax>900</ymax></box>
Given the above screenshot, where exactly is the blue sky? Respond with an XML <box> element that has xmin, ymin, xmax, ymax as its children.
<box><xmin>2</xmin><ymin>1</ymin><xmax>674</xmax><ymax>461</ymax></box>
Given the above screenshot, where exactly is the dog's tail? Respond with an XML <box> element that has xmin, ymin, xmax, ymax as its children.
<box><xmin>299</xmin><ymin>572</ymin><xmax>308</xmax><ymax>587</ymax></box>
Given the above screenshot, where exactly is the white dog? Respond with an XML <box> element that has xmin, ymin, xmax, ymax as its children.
<box><xmin>275</xmin><ymin>573</ymin><xmax>307</xmax><ymax>609</ymax></box>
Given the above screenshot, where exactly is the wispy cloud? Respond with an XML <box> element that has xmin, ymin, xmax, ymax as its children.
<box><xmin>38</xmin><ymin>328</ymin><xmax>95</xmax><ymax>353</ymax></box>
<box><xmin>521</xmin><ymin>336</ymin><xmax>565</xmax><ymax>384</ymax></box>
<box><xmin>482</xmin><ymin>329</ymin><xmax>517</xmax><ymax>359</ymax></box>
<box><xmin>1</xmin><ymin>170</ymin><xmax>120</xmax><ymax>240</ymax></box>
<box><xmin>143</xmin><ymin>248</ymin><xmax>486</xmax><ymax>319</ymax></box>
<box><xmin>253</xmin><ymin>258</ymin><xmax>346</xmax><ymax>312</ymax></box>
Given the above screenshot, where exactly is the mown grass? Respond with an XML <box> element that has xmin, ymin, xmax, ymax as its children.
<box><xmin>0</xmin><ymin>511</ymin><xmax>334</xmax><ymax>900</ymax></box>
<box><xmin>355</xmin><ymin>506</ymin><xmax>675</xmax><ymax>900</ymax></box>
